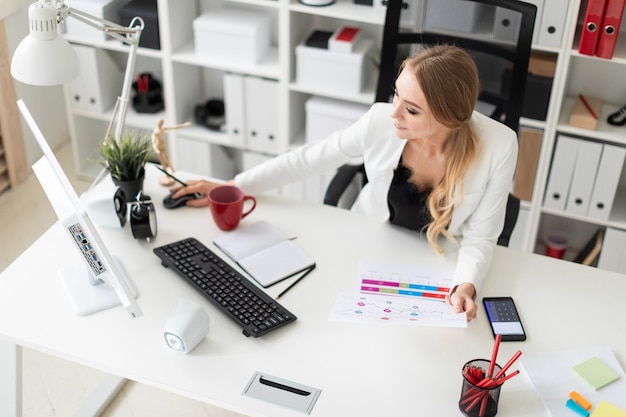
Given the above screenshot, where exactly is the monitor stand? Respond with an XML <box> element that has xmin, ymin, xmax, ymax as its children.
<box><xmin>59</xmin><ymin>257</ymin><xmax>137</xmax><ymax>316</ymax></box>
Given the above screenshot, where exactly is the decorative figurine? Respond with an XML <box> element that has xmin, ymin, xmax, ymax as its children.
<box><xmin>151</xmin><ymin>118</ymin><xmax>192</xmax><ymax>185</ymax></box>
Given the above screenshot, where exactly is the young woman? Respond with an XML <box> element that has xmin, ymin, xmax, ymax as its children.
<box><xmin>170</xmin><ymin>45</ymin><xmax>518</xmax><ymax>322</ymax></box>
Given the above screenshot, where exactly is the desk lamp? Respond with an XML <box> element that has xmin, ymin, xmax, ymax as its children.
<box><xmin>10</xmin><ymin>0</ymin><xmax>144</xmax><ymax>144</ymax></box>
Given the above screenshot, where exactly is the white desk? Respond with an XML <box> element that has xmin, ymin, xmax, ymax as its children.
<box><xmin>1</xmin><ymin>166</ymin><xmax>625</xmax><ymax>417</ymax></box>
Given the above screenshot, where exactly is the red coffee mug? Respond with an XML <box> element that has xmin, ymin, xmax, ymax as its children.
<box><xmin>208</xmin><ymin>185</ymin><xmax>256</xmax><ymax>231</ymax></box>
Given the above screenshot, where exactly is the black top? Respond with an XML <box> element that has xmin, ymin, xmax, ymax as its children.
<box><xmin>387</xmin><ymin>159</ymin><xmax>433</xmax><ymax>231</ymax></box>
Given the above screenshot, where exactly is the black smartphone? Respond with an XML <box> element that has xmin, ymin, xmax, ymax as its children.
<box><xmin>483</xmin><ymin>297</ymin><xmax>526</xmax><ymax>341</ymax></box>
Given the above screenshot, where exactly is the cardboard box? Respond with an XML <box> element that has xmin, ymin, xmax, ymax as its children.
<box><xmin>296</xmin><ymin>38</ymin><xmax>374</xmax><ymax>95</ymax></box>
<box><xmin>528</xmin><ymin>52</ymin><xmax>557</xmax><ymax>78</ymax></box>
<box><xmin>118</xmin><ymin>0</ymin><xmax>160</xmax><ymax>49</ymax></box>
<box><xmin>570</xmin><ymin>95</ymin><xmax>602</xmax><ymax>130</ymax></box>
<box><xmin>506</xmin><ymin>52</ymin><xmax>557</xmax><ymax>78</ymax></box>
<box><xmin>63</xmin><ymin>0</ymin><xmax>130</xmax><ymax>42</ymax></box>
<box><xmin>513</xmin><ymin>128</ymin><xmax>543</xmax><ymax>202</ymax></box>
<box><xmin>193</xmin><ymin>8</ymin><xmax>271</xmax><ymax>66</ymax></box>
<box><xmin>305</xmin><ymin>96</ymin><xmax>369</xmax><ymax>143</ymax></box>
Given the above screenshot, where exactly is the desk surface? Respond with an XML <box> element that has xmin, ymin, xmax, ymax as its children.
<box><xmin>1</xmin><ymin>166</ymin><xmax>625</xmax><ymax>417</ymax></box>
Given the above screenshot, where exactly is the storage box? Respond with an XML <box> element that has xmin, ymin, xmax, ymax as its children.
<box><xmin>118</xmin><ymin>0</ymin><xmax>160</xmax><ymax>49</ymax></box>
<box><xmin>63</xmin><ymin>0</ymin><xmax>130</xmax><ymax>42</ymax></box>
<box><xmin>296</xmin><ymin>39</ymin><xmax>374</xmax><ymax>95</ymax></box>
<box><xmin>305</xmin><ymin>96</ymin><xmax>369</xmax><ymax>142</ymax></box>
<box><xmin>569</xmin><ymin>95</ymin><xmax>603</xmax><ymax>130</ymax></box>
<box><xmin>193</xmin><ymin>8</ymin><xmax>271</xmax><ymax>66</ymax></box>
<box><xmin>329</xmin><ymin>26</ymin><xmax>362</xmax><ymax>53</ymax></box>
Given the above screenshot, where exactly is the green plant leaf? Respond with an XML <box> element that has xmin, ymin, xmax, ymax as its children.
<box><xmin>93</xmin><ymin>132</ymin><xmax>155</xmax><ymax>181</ymax></box>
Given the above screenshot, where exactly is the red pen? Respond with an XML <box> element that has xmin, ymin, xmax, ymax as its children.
<box><xmin>488</xmin><ymin>334</ymin><xmax>502</xmax><ymax>378</ymax></box>
<box><xmin>493</xmin><ymin>350</ymin><xmax>522</xmax><ymax>380</ymax></box>
<box><xmin>578</xmin><ymin>94</ymin><xmax>598</xmax><ymax>119</ymax></box>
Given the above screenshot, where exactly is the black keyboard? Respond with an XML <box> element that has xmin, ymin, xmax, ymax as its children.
<box><xmin>154</xmin><ymin>238</ymin><xmax>297</xmax><ymax>337</ymax></box>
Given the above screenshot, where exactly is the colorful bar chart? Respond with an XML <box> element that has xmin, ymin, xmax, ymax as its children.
<box><xmin>358</xmin><ymin>260</ymin><xmax>453</xmax><ymax>301</ymax></box>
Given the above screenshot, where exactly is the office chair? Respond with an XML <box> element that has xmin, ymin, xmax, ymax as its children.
<box><xmin>323</xmin><ymin>0</ymin><xmax>535</xmax><ymax>247</ymax></box>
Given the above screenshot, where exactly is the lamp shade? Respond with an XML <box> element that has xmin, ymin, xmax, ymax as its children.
<box><xmin>10</xmin><ymin>2</ymin><xmax>79</xmax><ymax>86</ymax></box>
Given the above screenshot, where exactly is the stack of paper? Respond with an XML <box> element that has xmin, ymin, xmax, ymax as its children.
<box><xmin>521</xmin><ymin>346</ymin><xmax>626</xmax><ymax>417</ymax></box>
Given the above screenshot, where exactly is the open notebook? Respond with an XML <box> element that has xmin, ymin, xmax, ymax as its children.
<box><xmin>214</xmin><ymin>221</ymin><xmax>315</xmax><ymax>288</ymax></box>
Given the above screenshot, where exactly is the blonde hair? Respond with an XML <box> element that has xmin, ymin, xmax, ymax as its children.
<box><xmin>401</xmin><ymin>45</ymin><xmax>480</xmax><ymax>253</ymax></box>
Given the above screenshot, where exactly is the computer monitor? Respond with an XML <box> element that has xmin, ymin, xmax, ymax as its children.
<box><xmin>17</xmin><ymin>99</ymin><xmax>143</xmax><ymax>318</ymax></box>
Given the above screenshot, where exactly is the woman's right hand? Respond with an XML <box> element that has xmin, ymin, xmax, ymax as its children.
<box><xmin>169</xmin><ymin>179</ymin><xmax>234</xmax><ymax>207</ymax></box>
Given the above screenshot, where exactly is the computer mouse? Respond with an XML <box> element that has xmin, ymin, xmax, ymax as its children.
<box><xmin>163</xmin><ymin>192</ymin><xmax>202</xmax><ymax>209</ymax></box>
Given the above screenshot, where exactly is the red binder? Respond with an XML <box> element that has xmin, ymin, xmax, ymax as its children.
<box><xmin>596</xmin><ymin>0</ymin><xmax>626</xmax><ymax>58</ymax></box>
<box><xmin>579</xmin><ymin>0</ymin><xmax>608</xmax><ymax>55</ymax></box>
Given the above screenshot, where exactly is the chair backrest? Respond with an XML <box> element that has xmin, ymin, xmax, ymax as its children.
<box><xmin>377</xmin><ymin>0</ymin><xmax>537</xmax><ymax>134</ymax></box>
<box><xmin>324</xmin><ymin>0</ymin><xmax>536</xmax><ymax>246</ymax></box>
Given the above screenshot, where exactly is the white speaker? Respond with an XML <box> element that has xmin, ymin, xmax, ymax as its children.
<box><xmin>163</xmin><ymin>298</ymin><xmax>210</xmax><ymax>354</ymax></box>
<box><xmin>81</xmin><ymin>186</ymin><xmax>124</xmax><ymax>229</ymax></box>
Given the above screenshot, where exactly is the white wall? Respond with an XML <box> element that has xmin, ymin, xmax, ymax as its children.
<box><xmin>5</xmin><ymin>5</ymin><xmax>70</xmax><ymax>165</ymax></box>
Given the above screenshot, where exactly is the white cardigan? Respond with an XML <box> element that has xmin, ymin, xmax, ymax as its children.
<box><xmin>235</xmin><ymin>102</ymin><xmax>518</xmax><ymax>292</ymax></box>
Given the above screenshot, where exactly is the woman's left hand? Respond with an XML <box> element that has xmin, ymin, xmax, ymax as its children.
<box><xmin>447</xmin><ymin>283</ymin><xmax>477</xmax><ymax>322</ymax></box>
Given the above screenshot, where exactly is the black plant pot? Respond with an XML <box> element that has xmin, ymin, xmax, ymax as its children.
<box><xmin>112</xmin><ymin>173</ymin><xmax>145</xmax><ymax>203</ymax></box>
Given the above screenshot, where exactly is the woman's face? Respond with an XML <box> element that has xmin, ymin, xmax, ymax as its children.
<box><xmin>391</xmin><ymin>67</ymin><xmax>449</xmax><ymax>142</ymax></box>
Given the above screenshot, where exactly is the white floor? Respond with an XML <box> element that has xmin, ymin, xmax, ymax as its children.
<box><xmin>0</xmin><ymin>142</ymin><xmax>245</xmax><ymax>417</ymax></box>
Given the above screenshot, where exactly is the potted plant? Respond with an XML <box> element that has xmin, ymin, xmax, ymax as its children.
<box><xmin>95</xmin><ymin>132</ymin><xmax>155</xmax><ymax>201</ymax></box>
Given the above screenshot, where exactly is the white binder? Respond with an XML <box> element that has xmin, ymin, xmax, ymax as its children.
<box><xmin>598</xmin><ymin>227</ymin><xmax>626</xmax><ymax>273</ymax></box>
<box><xmin>587</xmin><ymin>144</ymin><xmax>626</xmax><ymax>221</ymax></box>
<box><xmin>68</xmin><ymin>45</ymin><xmax>123</xmax><ymax>113</ymax></box>
<box><xmin>544</xmin><ymin>136</ymin><xmax>580</xmax><ymax>211</ymax></box>
<box><xmin>537</xmin><ymin>0</ymin><xmax>568</xmax><ymax>47</ymax></box>
<box><xmin>494</xmin><ymin>0</ymin><xmax>543</xmax><ymax>44</ymax></box>
<box><xmin>565</xmin><ymin>140</ymin><xmax>602</xmax><ymax>216</ymax></box>
<box><xmin>177</xmin><ymin>137</ymin><xmax>235</xmax><ymax>180</ymax></box>
<box><xmin>223</xmin><ymin>73</ymin><xmax>247</xmax><ymax>147</ymax></box>
<box><xmin>245</xmin><ymin>77</ymin><xmax>280</xmax><ymax>153</ymax></box>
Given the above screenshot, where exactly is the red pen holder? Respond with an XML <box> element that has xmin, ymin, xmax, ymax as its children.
<box><xmin>459</xmin><ymin>359</ymin><xmax>503</xmax><ymax>417</ymax></box>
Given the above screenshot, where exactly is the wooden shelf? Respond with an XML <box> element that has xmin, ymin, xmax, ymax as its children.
<box><xmin>0</xmin><ymin>19</ymin><xmax>27</xmax><ymax>191</ymax></box>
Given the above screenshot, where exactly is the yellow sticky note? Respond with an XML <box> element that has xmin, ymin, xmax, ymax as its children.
<box><xmin>590</xmin><ymin>401</ymin><xmax>626</xmax><ymax>417</ymax></box>
<box><xmin>572</xmin><ymin>356</ymin><xmax>620</xmax><ymax>390</ymax></box>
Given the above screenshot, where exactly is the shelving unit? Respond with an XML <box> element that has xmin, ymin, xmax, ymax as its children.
<box><xmin>61</xmin><ymin>0</ymin><xmax>626</xmax><ymax>271</ymax></box>
<box><xmin>62</xmin><ymin>0</ymin><xmax>388</xmax><ymax>179</ymax></box>
<box><xmin>525</xmin><ymin>0</ymin><xmax>626</xmax><ymax>269</ymax></box>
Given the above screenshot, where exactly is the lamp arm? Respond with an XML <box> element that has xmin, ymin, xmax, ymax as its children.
<box><xmin>105</xmin><ymin>40</ymin><xmax>139</xmax><ymax>143</ymax></box>
<box><xmin>57</xmin><ymin>6</ymin><xmax>144</xmax><ymax>144</ymax></box>
<box><xmin>66</xmin><ymin>7</ymin><xmax>144</xmax><ymax>45</ymax></box>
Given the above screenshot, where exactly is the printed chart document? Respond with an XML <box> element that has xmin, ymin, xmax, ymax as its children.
<box><xmin>358</xmin><ymin>259</ymin><xmax>453</xmax><ymax>301</ymax></box>
<box><xmin>329</xmin><ymin>292</ymin><xmax>466</xmax><ymax>327</ymax></box>
<box><xmin>329</xmin><ymin>260</ymin><xmax>466</xmax><ymax>328</ymax></box>
<box><xmin>214</xmin><ymin>221</ymin><xmax>315</xmax><ymax>288</ymax></box>
<box><xmin>520</xmin><ymin>346</ymin><xmax>626</xmax><ymax>417</ymax></box>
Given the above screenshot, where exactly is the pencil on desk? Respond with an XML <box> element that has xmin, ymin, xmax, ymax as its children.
<box><xmin>578</xmin><ymin>94</ymin><xmax>598</xmax><ymax>119</ymax></box>
<box><xmin>275</xmin><ymin>265</ymin><xmax>316</xmax><ymax>300</ymax></box>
